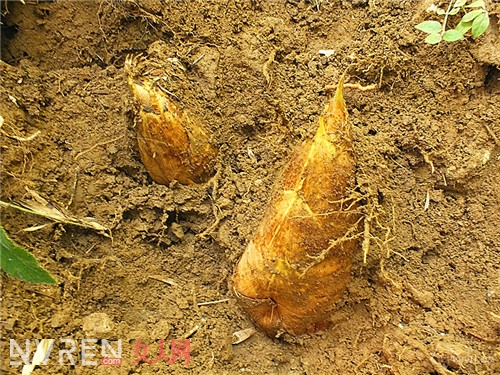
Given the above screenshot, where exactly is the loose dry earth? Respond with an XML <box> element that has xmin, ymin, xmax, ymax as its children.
<box><xmin>1</xmin><ymin>1</ymin><xmax>499</xmax><ymax>374</ymax></box>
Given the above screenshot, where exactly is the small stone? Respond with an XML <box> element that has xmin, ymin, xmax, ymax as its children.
<box><xmin>405</xmin><ymin>282</ymin><xmax>434</xmax><ymax>309</ymax></box>
<box><xmin>352</xmin><ymin>0</ymin><xmax>368</xmax><ymax>7</ymax></box>
<box><xmin>150</xmin><ymin>320</ymin><xmax>171</xmax><ymax>339</ymax></box>
<box><xmin>50</xmin><ymin>312</ymin><xmax>69</xmax><ymax>328</ymax></box>
<box><xmin>2</xmin><ymin>318</ymin><xmax>16</xmax><ymax>331</ymax></box>
<box><xmin>434</xmin><ymin>340</ymin><xmax>479</xmax><ymax>370</ymax></box>
<box><xmin>176</xmin><ymin>297</ymin><xmax>190</xmax><ymax>309</ymax></box>
<box><xmin>82</xmin><ymin>313</ymin><xmax>113</xmax><ymax>335</ymax></box>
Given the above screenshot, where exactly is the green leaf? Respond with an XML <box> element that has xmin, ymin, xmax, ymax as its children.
<box><xmin>425</xmin><ymin>33</ymin><xmax>442</xmax><ymax>44</ymax></box>
<box><xmin>454</xmin><ymin>0</ymin><xmax>467</xmax><ymax>7</ymax></box>
<box><xmin>466</xmin><ymin>0</ymin><xmax>485</xmax><ymax>8</ymax></box>
<box><xmin>462</xmin><ymin>9</ymin><xmax>484</xmax><ymax>23</ymax></box>
<box><xmin>0</xmin><ymin>226</ymin><xmax>56</xmax><ymax>284</ymax></box>
<box><xmin>416</xmin><ymin>21</ymin><xmax>442</xmax><ymax>34</ymax></box>
<box><xmin>443</xmin><ymin>29</ymin><xmax>464</xmax><ymax>42</ymax></box>
<box><xmin>437</xmin><ymin>8</ymin><xmax>446</xmax><ymax>15</ymax></box>
<box><xmin>449</xmin><ymin>7</ymin><xmax>460</xmax><ymax>15</ymax></box>
<box><xmin>455</xmin><ymin>20</ymin><xmax>473</xmax><ymax>34</ymax></box>
<box><xmin>471</xmin><ymin>12</ymin><xmax>489</xmax><ymax>37</ymax></box>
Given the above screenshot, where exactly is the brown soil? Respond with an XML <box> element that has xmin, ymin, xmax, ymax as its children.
<box><xmin>1</xmin><ymin>1</ymin><xmax>499</xmax><ymax>374</ymax></box>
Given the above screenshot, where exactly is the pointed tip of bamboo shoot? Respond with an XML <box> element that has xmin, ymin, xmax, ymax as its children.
<box><xmin>327</xmin><ymin>74</ymin><xmax>347</xmax><ymax>117</ymax></box>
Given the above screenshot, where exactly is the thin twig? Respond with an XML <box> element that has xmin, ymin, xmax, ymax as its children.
<box><xmin>483</xmin><ymin>123</ymin><xmax>500</xmax><ymax>147</ymax></box>
<box><xmin>197</xmin><ymin>298</ymin><xmax>230</xmax><ymax>307</ymax></box>
<box><xmin>191</xmin><ymin>53</ymin><xmax>205</xmax><ymax>66</ymax></box>
<box><xmin>148</xmin><ymin>275</ymin><xmax>178</xmax><ymax>286</ymax></box>
<box><xmin>183</xmin><ymin>324</ymin><xmax>201</xmax><ymax>339</ymax></box>
<box><xmin>362</xmin><ymin>211</ymin><xmax>372</xmax><ymax>263</ymax></box>
<box><xmin>97</xmin><ymin>0</ymin><xmax>108</xmax><ymax>43</ymax></box>
<box><xmin>325</xmin><ymin>83</ymin><xmax>378</xmax><ymax>92</ymax></box>
<box><xmin>0</xmin><ymin>198</ymin><xmax>111</xmax><ymax>238</ymax></box>
<box><xmin>156</xmin><ymin>83</ymin><xmax>181</xmax><ymax>102</ymax></box>
<box><xmin>198</xmin><ymin>167</ymin><xmax>223</xmax><ymax>239</ymax></box>
<box><xmin>66</xmin><ymin>167</ymin><xmax>80</xmax><ymax>209</ymax></box>
<box><xmin>354</xmin><ymin>353</ymin><xmax>374</xmax><ymax>372</ymax></box>
<box><xmin>0</xmin><ymin>116</ymin><xmax>41</xmax><ymax>141</ymax></box>
<box><xmin>0</xmin><ymin>129</ymin><xmax>41</xmax><ymax>142</ymax></box>
<box><xmin>344</xmin><ymin>83</ymin><xmax>378</xmax><ymax>91</ymax></box>
<box><xmin>462</xmin><ymin>328</ymin><xmax>500</xmax><ymax>343</ymax></box>
<box><xmin>1</xmin><ymin>201</ymin><xmax>50</xmax><ymax>218</ymax></box>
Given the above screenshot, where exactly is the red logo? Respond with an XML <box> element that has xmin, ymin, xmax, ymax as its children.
<box><xmin>132</xmin><ymin>339</ymin><xmax>190</xmax><ymax>366</ymax></box>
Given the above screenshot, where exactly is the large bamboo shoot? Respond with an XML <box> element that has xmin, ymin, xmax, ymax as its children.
<box><xmin>233</xmin><ymin>76</ymin><xmax>360</xmax><ymax>336</ymax></box>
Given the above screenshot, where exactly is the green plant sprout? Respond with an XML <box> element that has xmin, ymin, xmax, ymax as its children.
<box><xmin>416</xmin><ymin>0</ymin><xmax>490</xmax><ymax>44</ymax></box>
<box><xmin>0</xmin><ymin>225</ymin><xmax>56</xmax><ymax>284</ymax></box>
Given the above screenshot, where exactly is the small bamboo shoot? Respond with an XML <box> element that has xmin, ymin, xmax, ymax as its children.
<box><xmin>125</xmin><ymin>55</ymin><xmax>217</xmax><ymax>185</ymax></box>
